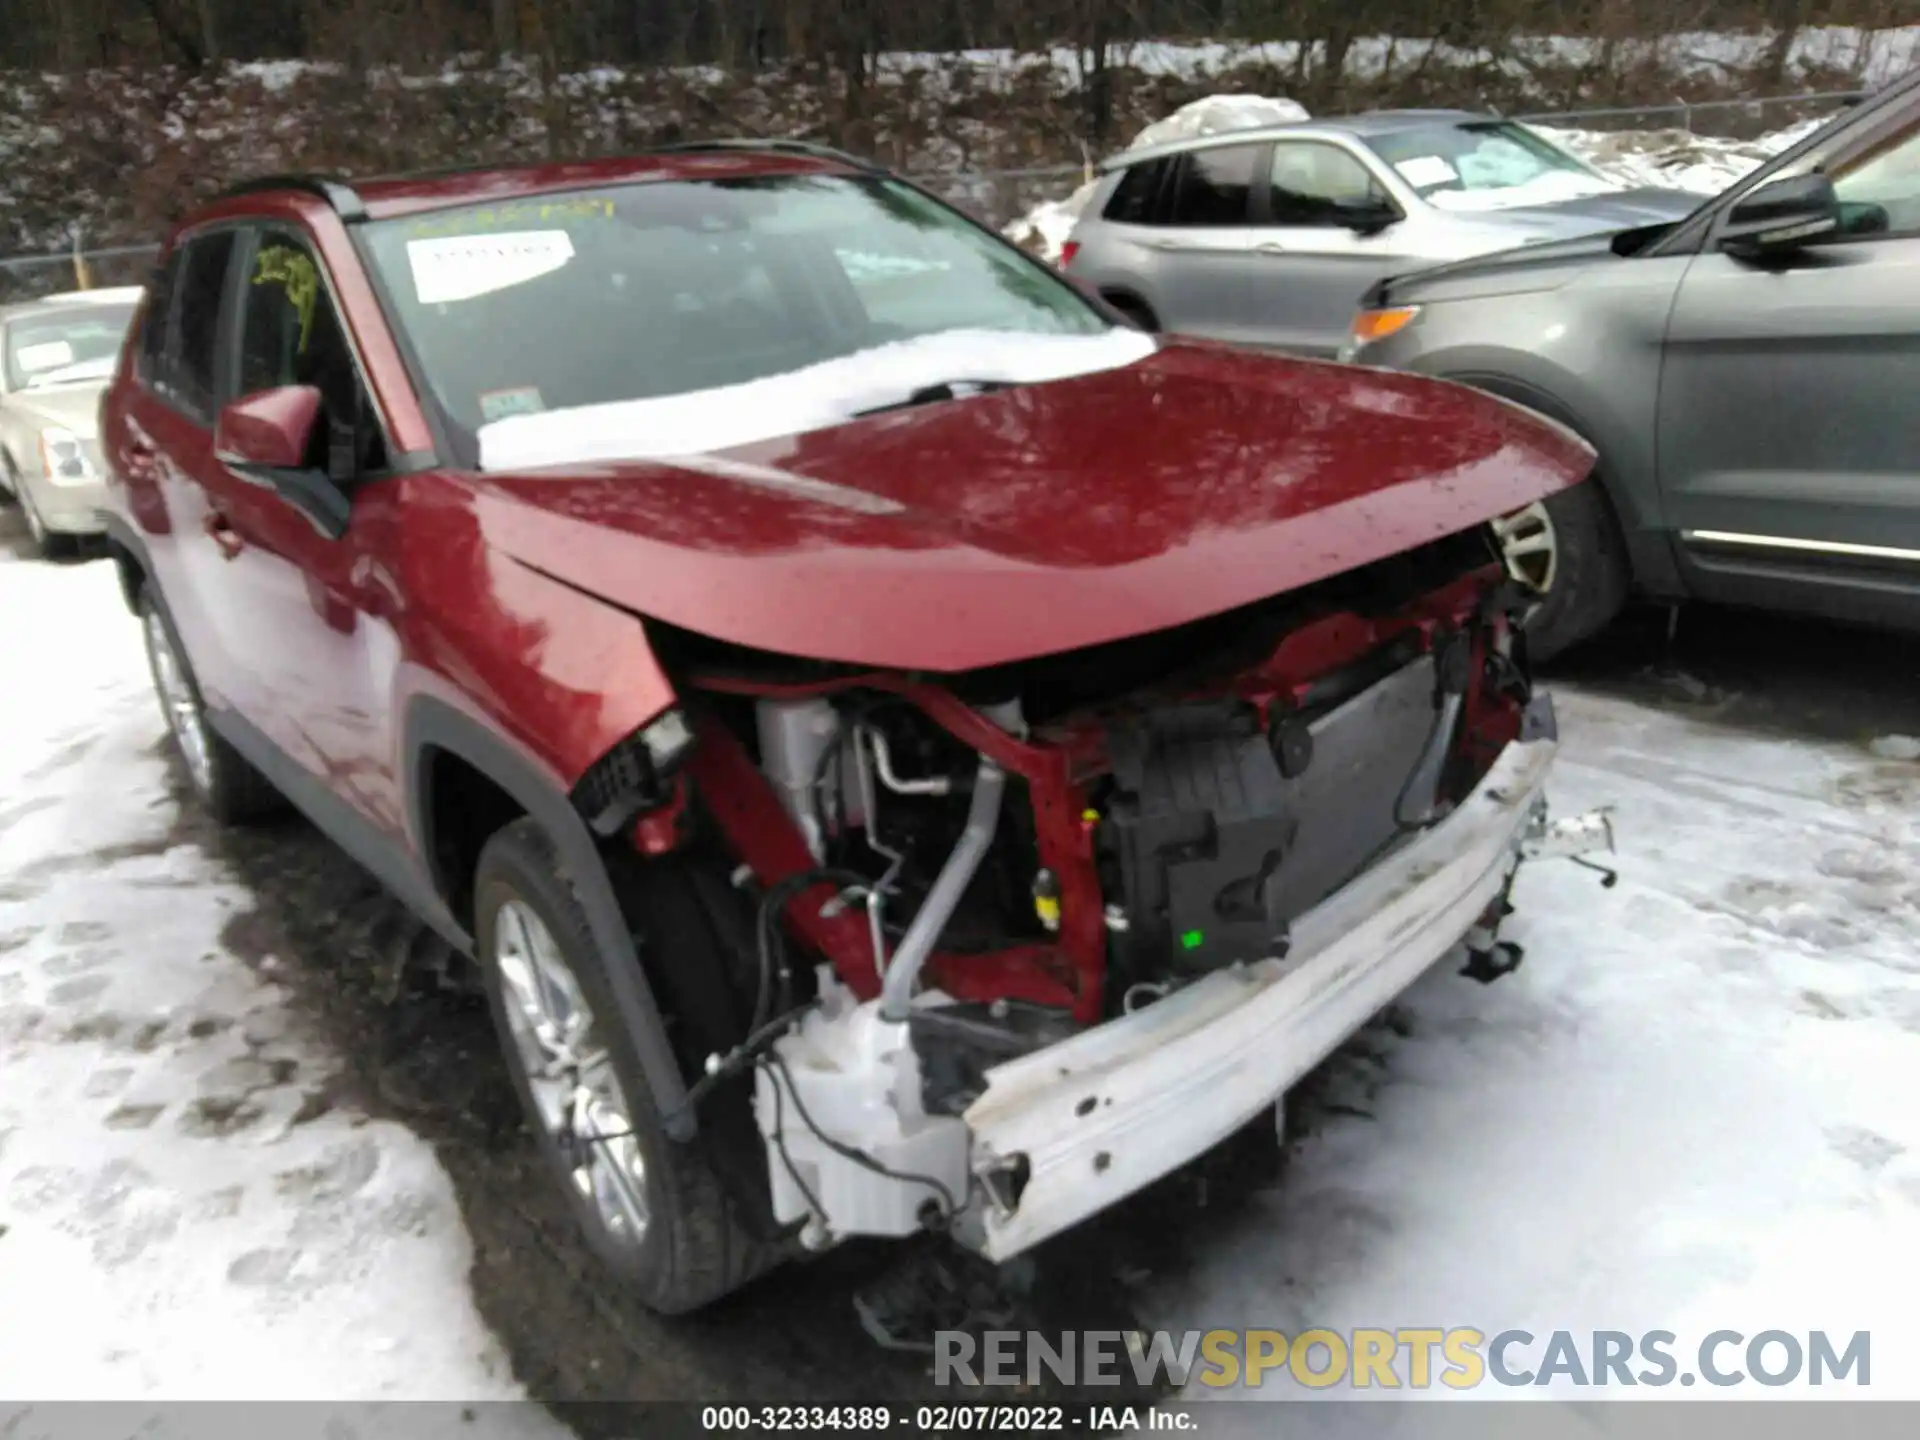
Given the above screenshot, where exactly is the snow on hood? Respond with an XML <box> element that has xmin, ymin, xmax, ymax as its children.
<box><xmin>476</xmin><ymin>327</ymin><xmax>1158</xmax><ymax>472</ymax></box>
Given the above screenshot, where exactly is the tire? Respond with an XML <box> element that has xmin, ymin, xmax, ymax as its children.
<box><xmin>474</xmin><ymin>817</ymin><xmax>779</xmax><ymax>1314</ymax></box>
<box><xmin>137</xmin><ymin>587</ymin><xmax>284</xmax><ymax>823</ymax></box>
<box><xmin>1505</xmin><ymin>476</ymin><xmax>1630</xmax><ymax>664</ymax></box>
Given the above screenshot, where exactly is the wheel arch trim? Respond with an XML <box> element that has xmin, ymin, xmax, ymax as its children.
<box><xmin>100</xmin><ymin>509</ymin><xmax>154</xmax><ymax>613</ymax></box>
<box><xmin>402</xmin><ymin>694</ymin><xmax>697</xmax><ymax>1137</ymax></box>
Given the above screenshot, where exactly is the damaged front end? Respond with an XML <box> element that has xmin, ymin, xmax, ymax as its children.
<box><xmin>647</xmin><ymin>522</ymin><xmax>1613</xmax><ymax>1261</ymax></box>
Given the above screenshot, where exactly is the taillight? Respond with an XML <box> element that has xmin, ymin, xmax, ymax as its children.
<box><xmin>1058</xmin><ymin>241</ymin><xmax>1081</xmax><ymax>269</ymax></box>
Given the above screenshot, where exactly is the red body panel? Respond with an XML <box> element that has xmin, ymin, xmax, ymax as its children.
<box><xmin>99</xmin><ymin>158</ymin><xmax>1583</xmax><ymax>1023</ymax></box>
<box><xmin>473</xmin><ymin>341</ymin><xmax>1592</xmax><ymax>670</ymax></box>
<box><xmin>351</xmin><ymin>152</ymin><xmax>856</xmax><ymax>220</ymax></box>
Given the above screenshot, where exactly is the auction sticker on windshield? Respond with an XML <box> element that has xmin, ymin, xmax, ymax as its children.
<box><xmin>14</xmin><ymin>340</ymin><xmax>75</xmax><ymax>374</ymax></box>
<box><xmin>1393</xmin><ymin>156</ymin><xmax>1459</xmax><ymax>190</ymax></box>
<box><xmin>406</xmin><ymin>230</ymin><xmax>575</xmax><ymax>305</ymax></box>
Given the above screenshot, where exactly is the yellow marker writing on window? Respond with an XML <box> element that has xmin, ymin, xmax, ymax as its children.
<box><xmin>253</xmin><ymin>245</ymin><xmax>320</xmax><ymax>354</ymax></box>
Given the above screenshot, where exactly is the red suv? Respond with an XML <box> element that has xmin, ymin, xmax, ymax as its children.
<box><xmin>101</xmin><ymin>142</ymin><xmax>1608</xmax><ymax>1313</ymax></box>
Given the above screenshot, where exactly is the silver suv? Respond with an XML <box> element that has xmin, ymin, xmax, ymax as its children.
<box><xmin>1062</xmin><ymin>110</ymin><xmax>1701</xmax><ymax>357</ymax></box>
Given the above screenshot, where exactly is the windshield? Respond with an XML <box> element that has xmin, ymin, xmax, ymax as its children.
<box><xmin>1366</xmin><ymin>122</ymin><xmax>1620</xmax><ymax>212</ymax></box>
<box><xmin>360</xmin><ymin>175</ymin><xmax>1119</xmax><ymax>467</ymax></box>
<box><xmin>4</xmin><ymin>303</ymin><xmax>136</xmax><ymax>391</ymax></box>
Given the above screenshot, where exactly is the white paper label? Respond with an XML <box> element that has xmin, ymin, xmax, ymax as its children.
<box><xmin>1393</xmin><ymin>156</ymin><xmax>1460</xmax><ymax>189</ymax></box>
<box><xmin>14</xmin><ymin>340</ymin><xmax>75</xmax><ymax>373</ymax></box>
<box><xmin>406</xmin><ymin>231</ymin><xmax>576</xmax><ymax>305</ymax></box>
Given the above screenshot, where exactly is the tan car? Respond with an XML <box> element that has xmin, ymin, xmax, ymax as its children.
<box><xmin>0</xmin><ymin>287</ymin><xmax>142</xmax><ymax>556</ymax></box>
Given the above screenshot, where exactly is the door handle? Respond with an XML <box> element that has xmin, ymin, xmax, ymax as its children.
<box><xmin>1254</xmin><ymin>240</ymin><xmax>1289</xmax><ymax>254</ymax></box>
<box><xmin>203</xmin><ymin>511</ymin><xmax>245</xmax><ymax>561</ymax></box>
<box><xmin>122</xmin><ymin>436</ymin><xmax>157</xmax><ymax>478</ymax></box>
<box><xmin>1142</xmin><ymin>237</ymin><xmax>1190</xmax><ymax>252</ymax></box>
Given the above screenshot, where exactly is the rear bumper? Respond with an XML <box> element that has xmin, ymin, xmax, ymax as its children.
<box><xmin>961</xmin><ymin>731</ymin><xmax>1557</xmax><ymax>1261</ymax></box>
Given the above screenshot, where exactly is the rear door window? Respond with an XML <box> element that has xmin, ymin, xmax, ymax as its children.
<box><xmin>1104</xmin><ymin>161</ymin><xmax>1172</xmax><ymax>224</ymax></box>
<box><xmin>137</xmin><ymin>256</ymin><xmax>180</xmax><ymax>387</ymax></box>
<box><xmin>162</xmin><ymin>231</ymin><xmax>239</xmax><ymax>423</ymax></box>
<box><xmin>1165</xmin><ymin>145</ymin><xmax>1265</xmax><ymax>227</ymax></box>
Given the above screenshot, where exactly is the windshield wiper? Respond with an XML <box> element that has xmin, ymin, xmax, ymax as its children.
<box><xmin>853</xmin><ymin>379</ymin><xmax>1017</xmax><ymax>418</ymax></box>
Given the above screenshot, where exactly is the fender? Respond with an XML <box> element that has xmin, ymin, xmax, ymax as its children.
<box><xmin>1420</xmin><ymin>364</ymin><xmax>1683</xmax><ymax>599</ymax></box>
<box><xmin>402</xmin><ymin>695</ymin><xmax>697</xmax><ymax>1138</ymax></box>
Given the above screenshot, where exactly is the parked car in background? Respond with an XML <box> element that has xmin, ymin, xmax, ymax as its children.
<box><xmin>99</xmin><ymin>143</ymin><xmax>1609</xmax><ymax>1313</ymax></box>
<box><xmin>1345</xmin><ymin>71</ymin><xmax>1920</xmax><ymax>661</ymax></box>
<box><xmin>0</xmin><ymin>287</ymin><xmax>143</xmax><ymax>555</ymax></box>
<box><xmin>1061</xmin><ymin>110</ymin><xmax>1703</xmax><ymax>356</ymax></box>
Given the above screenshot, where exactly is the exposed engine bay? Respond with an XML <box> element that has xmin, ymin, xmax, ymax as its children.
<box><xmin>641</xmin><ymin>522</ymin><xmax>1608</xmax><ymax>1257</ymax></box>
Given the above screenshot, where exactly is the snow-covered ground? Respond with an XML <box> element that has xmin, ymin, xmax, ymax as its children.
<box><xmin>1147</xmin><ymin>680</ymin><xmax>1920</xmax><ymax>1404</ymax></box>
<box><xmin>0</xmin><ymin>546</ymin><xmax>560</xmax><ymax>1432</ymax></box>
<box><xmin>2</xmin><ymin>527</ymin><xmax>1916</xmax><ymax>1406</ymax></box>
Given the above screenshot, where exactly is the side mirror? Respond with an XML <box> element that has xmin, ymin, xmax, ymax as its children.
<box><xmin>214</xmin><ymin>385</ymin><xmax>350</xmax><ymax>539</ymax></box>
<box><xmin>1338</xmin><ymin>200</ymin><xmax>1401</xmax><ymax>237</ymax></box>
<box><xmin>1720</xmin><ymin>172</ymin><xmax>1841</xmax><ymax>258</ymax></box>
<box><xmin>216</xmin><ymin>384</ymin><xmax>323</xmax><ymax>473</ymax></box>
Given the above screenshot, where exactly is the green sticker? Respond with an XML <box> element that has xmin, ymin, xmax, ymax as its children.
<box><xmin>480</xmin><ymin>387</ymin><xmax>545</xmax><ymax>422</ymax></box>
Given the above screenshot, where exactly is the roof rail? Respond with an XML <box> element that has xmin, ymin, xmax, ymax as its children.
<box><xmin>646</xmin><ymin>137</ymin><xmax>882</xmax><ymax>172</ymax></box>
<box><xmin>218</xmin><ymin>174</ymin><xmax>368</xmax><ymax>223</ymax></box>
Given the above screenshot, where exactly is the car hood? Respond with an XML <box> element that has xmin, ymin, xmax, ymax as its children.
<box><xmin>3</xmin><ymin>384</ymin><xmax>105</xmax><ymax>438</ymax></box>
<box><xmin>468</xmin><ymin>340</ymin><xmax>1593</xmax><ymax>671</ymax></box>
<box><xmin>1376</xmin><ymin>226</ymin><xmax>1652</xmax><ymax>308</ymax></box>
<box><xmin>1378</xmin><ymin>189</ymin><xmax>1702</xmax><ymax>308</ymax></box>
<box><xmin>1480</xmin><ymin>185</ymin><xmax>1706</xmax><ymax>237</ymax></box>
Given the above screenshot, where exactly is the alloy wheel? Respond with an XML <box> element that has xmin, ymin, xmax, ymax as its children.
<box><xmin>143</xmin><ymin>607</ymin><xmax>215</xmax><ymax>795</ymax></box>
<box><xmin>494</xmin><ymin>896</ymin><xmax>651</xmax><ymax>1248</ymax></box>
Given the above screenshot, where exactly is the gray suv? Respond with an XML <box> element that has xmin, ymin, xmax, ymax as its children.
<box><xmin>1346</xmin><ymin>75</ymin><xmax>1920</xmax><ymax>660</ymax></box>
<box><xmin>1062</xmin><ymin>110</ymin><xmax>1701</xmax><ymax>357</ymax></box>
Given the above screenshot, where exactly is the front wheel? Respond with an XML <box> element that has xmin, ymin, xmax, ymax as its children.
<box><xmin>1495</xmin><ymin>477</ymin><xmax>1629</xmax><ymax>663</ymax></box>
<box><xmin>473</xmin><ymin>818</ymin><xmax>777</xmax><ymax>1313</ymax></box>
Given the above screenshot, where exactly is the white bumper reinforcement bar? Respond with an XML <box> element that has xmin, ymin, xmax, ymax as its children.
<box><xmin>960</xmin><ymin>733</ymin><xmax>1562</xmax><ymax>1261</ymax></box>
